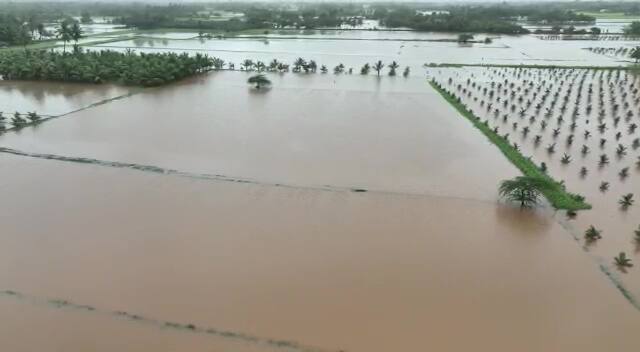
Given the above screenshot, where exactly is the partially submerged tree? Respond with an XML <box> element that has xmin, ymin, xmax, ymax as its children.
<box><xmin>619</xmin><ymin>193</ymin><xmax>635</xmax><ymax>209</ymax></box>
<box><xmin>373</xmin><ymin>60</ymin><xmax>384</xmax><ymax>76</ymax></box>
<box><xmin>499</xmin><ymin>176</ymin><xmax>553</xmax><ymax>208</ymax></box>
<box><xmin>584</xmin><ymin>226</ymin><xmax>602</xmax><ymax>242</ymax></box>
<box><xmin>614</xmin><ymin>252</ymin><xmax>633</xmax><ymax>268</ymax></box>
<box><xmin>457</xmin><ymin>33</ymin><xmax>474</xmax><ymax>43</ymax></box>
<box><xmin>247</xmin><ymin>74</ymin><xmax>271</xmax><ymax>89</ymax></box>
<box><xmin>630</xmin><ymin>46</ymin><xmax>640</xmax><ymax>63</ymax></box>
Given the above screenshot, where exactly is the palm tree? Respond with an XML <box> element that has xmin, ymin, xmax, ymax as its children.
<box><xmin>37</xmin><ymin>23</ymin><xmax>46</xmax><ymax>40</ymax></box>
<box><xmin>498</xmin><ymin>176</ymin><xmax>553</xmax><ymax>208</ymax></box>
<box><xmin>619</xmin><ymin>193</ymin><xmax>634</xmax><ymax>208</ymax></box>
<box><xmin>387</xmin><ymin>61</ymin><xmax>399</xmax><ymax>76</ymax></box>
<box><xmin>247</xmin><ymin>74</ymin><xmax>271</xmax><ymax>89</ymax></box>
<box><xmin>27</xmin><ymin>112</ymin><xmax>40</xmax><ymax>122</ymax></box>
<box><xmin>614</xmin><ymin>252</ymin><xmax>633</xmax><ymax>268</ymax></box>
<box><xmin>457</xmin><ymin>33</ymin><xmax>474</xmax><ymax>43</ymax></box>
<box><xmin>241</xmin><ymin>59</ymin><xmax>254</xmax><ymax>71</ymax></box>
<box><xmin>403</xmin><ymin>66</ymin><xmax>410</xmax><ymax>77</ymax></box>
<box><xmin>634</xmin><ymin>225</ymin><xmax>640</xmax><ymax>242</ymax></box>
<box><xmin>293</xmin><ymin>57</ymin><xmax>306</xmax><ymax>72</ymax></box>
<box><xmin>584</xmin><ymin>226</ymin><xmax>602</xmax><ymax>241</ymax></box>
<box><xmin>56</xmin><ymin>20</ymin><xmax>71</xmax><ymax>53</ymax></box>
<box><xmin>308</xmin><ymin>60</ymin><xmax>317</xmax><ymax>73</ymax></box>
<box><xmin>360</xmin><ymin>63</ymin><xmax>370</xmax><ymax>75</ymax></box>
<box><xmin>268</xmin><ymin>59</ymin><xmax>279</xmax><ymax>72</ymax></box>
<box><xmin>71</xmin><ymin>22</ymin><xmax>82</xmax><ymax>45</ymax></box>
<box><xmin>630</xmin><ymin>46</ymin><xmax>640</xmax><ymax>63</ymax></box>
<box><xmin>373</xmin><ymin>60</ymin><xmax>384</xmax><ymax>76</ymax></box>
<box><xmin>212</xmin><ymin>58</ymin><xmax>225</xmax><ymax>70</ymax></box>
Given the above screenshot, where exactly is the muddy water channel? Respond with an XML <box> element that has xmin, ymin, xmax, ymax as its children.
<box><xmin>1</xmin><ymin>71</ymin><xmax>640</xmax><ymax>350</ymax></box>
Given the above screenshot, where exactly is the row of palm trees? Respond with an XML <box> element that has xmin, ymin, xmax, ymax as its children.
<box><xmin>0</xmin><ymin>111</ymin><xmax>42</xmax><ymax>131</ymax></box>
<box><xmin>586</xmin><ymin>46</ymin><xmax>640</xmax><ymax>63</ymax></box>
<box><xmin>220</xmin><ymin>58</ymin><xmax>410</xmax><ymax>77</ymax></box>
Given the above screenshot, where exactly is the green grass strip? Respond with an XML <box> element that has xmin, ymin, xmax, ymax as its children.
<box><xmin>429</xmin><ymin>80</ymin><xmax>591</xmax><ymax>211</ymax></box>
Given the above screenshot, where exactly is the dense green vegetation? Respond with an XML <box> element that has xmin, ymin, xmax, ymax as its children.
<box><xmin>2</xmin><ymin>1</ymin><xmax>625</xmax><ymax>38</ymax></box>
<box><xmin>0</xmin><ymin>49</ymin><xmax>213</xmax><ymax>86</ymax></box>
<box><xmin>624</xmin><ymin>21</ymin><xmax>640</xmax><ymax>35</ymax></box>
<box><xmin>0</xmin><ymin>14</ymin><xmax>33</xmax><ymax>46</ymax></box>
<box><xmin>499</xmin><ymin>176</ymin><xmax>554</xmax><ymax>208</ymax></box>
<box><xmin>429</xmin><ymin>80</ymin><xmax>591</xmax><ymax>211</ymax></box>
<box><xmin>378</xmin><ymin>8</ymin><xmax>528</xmax><ymax>34</ymax></box>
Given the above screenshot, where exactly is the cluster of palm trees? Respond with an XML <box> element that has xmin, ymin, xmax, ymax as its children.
<box><xmin>0</xmin><ymin>111</ymin><xmax>42</xmax><ymax>132</ymax></box>
<box><xmin>586</xmin><ymin>46</ymin><xmax>640</xmax><ymax>63</ymax></box>
<box><xmin>0</xmin><ymin>49</ymin><xmax>214</xmax><ymax>86</ymax></box>
<box><xmin>56</xmin><ymin>20</ymin><xmax>84</xmax><ymax>53</ymax></box>
<box><xmin>433</xmin><ymin>65</ymin><xmax>639</xmax><ymax>272</ymax></box>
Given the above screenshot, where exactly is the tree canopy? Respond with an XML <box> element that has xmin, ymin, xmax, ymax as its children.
<box><xmin>0</xmin><ymin>49</ymin><xmax>214</xmax><ymax>87</ymax></box>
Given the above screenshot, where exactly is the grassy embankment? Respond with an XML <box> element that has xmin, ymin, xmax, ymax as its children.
<box><xmin>429</xmin><ymin>80</ymin><xmax>591</xmax><ymax>211</ymax></box>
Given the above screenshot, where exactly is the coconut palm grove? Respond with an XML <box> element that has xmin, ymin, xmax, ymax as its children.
<box><xmin>1</xmin><ymin>1</ymin><xmax>640</xmax><ymax>351</ymax></box>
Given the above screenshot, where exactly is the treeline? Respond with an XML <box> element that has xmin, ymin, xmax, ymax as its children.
<box><xmin>0</xmin><ymin>50</ymin><xmax>213</xmax><ymax>87</ymax></box>
<box><xmin>112</xmin><ymin>3</ymin><xmax>359</xmax><ymax>31</ymax></box>
<box><xmin>374</xmin><ymin>7</ymin><xmax>529</xmax><ymax>34</ymax></box>
<box><xmin>625</xmin><ymin>22</ymin><xmax>640</xmax><ymax>35</ymax></box>
<box><xmin>0</xmin><ymin>14</ymin><xmax>31</xmax><ymax>46</ymax></box>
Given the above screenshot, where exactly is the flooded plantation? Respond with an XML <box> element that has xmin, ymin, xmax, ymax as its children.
<box><xmin>2</xmin><ymin>10</ymin><xmax>640</xmax><ymax>352</ymax></box>
<box><xmin>429</xmin><ymin>66</ymin><xmax>640</xmax><ymax>296</ymax></box>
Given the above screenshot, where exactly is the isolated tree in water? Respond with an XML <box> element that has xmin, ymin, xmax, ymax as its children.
<box><xmin>248</xmin><ymin>74</ymin><xmax>271</xmax><ymax>89</ymax></box>
<box><xmin>387</xmin><ymin>61</ymin><xmax>399</xmax><ymax>76</ymax></box>
<box><xmin>457</xmin><ymin>33</ymin><xmax>474</xmax><ymax>43</ymax></box>
<box><xmin>373</xmin><ymin>60</ymin><xmax>384</xmax><ymax>76</ymax></box>
<box><xmin>499</xmin><ymin>176</ymin><xmax>553</xmax><ymax>208</ymax></box>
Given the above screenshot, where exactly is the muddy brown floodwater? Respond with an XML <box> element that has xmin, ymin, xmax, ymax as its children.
<box><xmin>1</xmin><ymin>71</ymin><xmax>639</xmax><ymax>351</ymax></box>
<box><xmin>0</xmin><ymin>80</ymin><xmax>132</xmax><ymax>117</ymax></box>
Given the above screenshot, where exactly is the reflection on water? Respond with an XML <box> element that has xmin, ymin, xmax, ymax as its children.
<box><xmin>0</xmin><ymin>80</ymin><xmax>131</xmax><ymax>116</ymax></box>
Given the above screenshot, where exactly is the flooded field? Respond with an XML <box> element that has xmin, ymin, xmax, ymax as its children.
<box><xmin>0</xmin><ymin>72</ymin><xmax>517</xmax><ymax>197</ymax></box>
<box><xmin>0</xmin><ymin>80</ymin><xmax>132</xmax><ymax>116</ymax></box>
<box><xmin>2</xmin><ymin>27</ymin><xmax>640</xmax><ymax>351</ymax></box>
<box><xmin>77</xmin><ymin>30</ymin><xmax>640</xmax><ymax>69</ymax></box>
<box><xmin>1</xmin><ymin>153</ymin><xmax>640</xmax><ymax>352</ymax></box>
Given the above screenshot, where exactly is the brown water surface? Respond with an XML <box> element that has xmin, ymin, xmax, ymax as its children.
<box><xmin>1</xmin><ymin>154</ymin><xmax>639</xmax><ymax>352</ymax></box>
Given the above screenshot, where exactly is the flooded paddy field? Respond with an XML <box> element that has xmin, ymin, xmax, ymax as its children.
<box><xmin>1</xmin><ymin>153</ymin><xmax>640</xmax><ymax>351</ymax></box>
<box><xmin>0</xmin><ymin>72</ymin><xmax>517</xmax><ymax>197</ymax></box>
<box><xmin>429</xmin><ymin>66</ymin><xmax>640</xmax><ymax>297</ymax></box>
<box><xmin>77</xmin><ymin>30</ymin><xmax>639</xmax><ymax>69</ymax></box>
